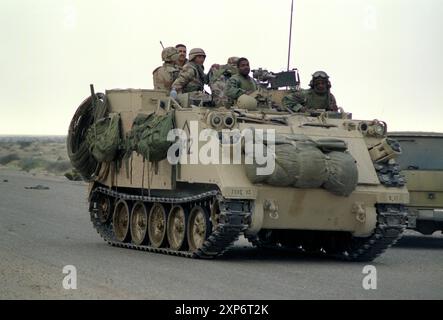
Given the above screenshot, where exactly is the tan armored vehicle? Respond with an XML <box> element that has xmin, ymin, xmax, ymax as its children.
<box><xmin>68</xmin><ymin>75</ymin><xmax>408</xmax><ymax>261</ymax></box>
<box><xmin>388</xmin><ymin>132</ymin><xmax>443</xmax><ymax>235</ymax></box>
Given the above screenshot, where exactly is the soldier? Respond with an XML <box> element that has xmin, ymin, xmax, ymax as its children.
<box><xmin>171</xmin><ymin>48</ymin><xmax>207</xmax><ymax>94</ymax></box>
<box><xmin>282</xmin><ymin>71</ymin><xmax>338</xmax><ymax>112</ymax></box>
<box><xmin>152</xmin><ymin>47</ymin><xmax>180</xmax><ymax>91</ymax></box>
<box><xmin>225</xmin><ymin>57</ymin><xmax>258</xmax><ymax>101</ymax></box>
<box><xmin>175</xmin><ymin>44</ymin><xmax>188</xmax><ymax>69</ymax></box>
<box><xmin>208</xmin><ymin>56</ymin><xmax>239</xmax><ymax>106</ymax></box>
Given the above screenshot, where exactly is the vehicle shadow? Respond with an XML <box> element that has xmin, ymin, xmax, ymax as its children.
<box><xmin>394</xmin><ymin>234</ymin><xmax>443</xmax><ymax>249</ymax></box>
<box><xmin>220</xmin><ymin>233</ymin><xmax>442</xmax><ymax>262</ymax></box>
<box><xmin>220</xmin><ymin>245</ymin><xmax>360</xmax><ymax>264</ymax></box>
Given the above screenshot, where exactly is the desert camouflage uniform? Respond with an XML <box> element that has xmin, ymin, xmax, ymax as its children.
<box><xmin>177</xmin><ymin>59</ymin><xmax>188</xmax><ymax>71</ymax></box>
<box><xmin>172</xmin><ymin>62</ymin><xmax>207</xmax><ymax>93</ymax></box>
<box><xmin>208</xmin><ymin>64</ymin><xmax>238</xmax><ymax>107</ymax></box>
<box><xmin>153</xmin><ymin>63</ymin><xmax>180</xmax><ymax>91</ymax></box>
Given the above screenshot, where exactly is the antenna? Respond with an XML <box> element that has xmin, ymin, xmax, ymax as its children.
<box><xmin>160</xmin><ymin>41</ymin><xmax>165</xmax><ymax>49</ymax></box>
<box><xmin>287</xmin><ymin>0</ymin><xmax>294</xmax><ymax>71</ymax></box>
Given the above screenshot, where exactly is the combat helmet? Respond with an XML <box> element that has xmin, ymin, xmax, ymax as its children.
<box><xmin>237</xmin><ymin>94</ymin><xmax>258</xmax><ymax>110</ymax></box>
<box><xmin>227</xmin><ymin>56</ymin><xmax>240</xmax><ymax>67</ymax></box>
<box><xmin>162</xmin><ymin>47</ymin><xmax>179</xmax><ymax>63</ymax></box>
<box><xmin>309</xmin><ymin>71</ymin><xmax>331</xmax><ymax>88</ymax></box>
<box><xmin>189</xmin><ymin>48</ymin><xmax>206</xmax><ymax>61</ymax></box>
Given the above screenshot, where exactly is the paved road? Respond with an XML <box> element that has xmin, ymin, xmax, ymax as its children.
<box><xmin>0</xmin><ymin>169</ymin><xmax>442</xmax><ymax>299</ymax></box>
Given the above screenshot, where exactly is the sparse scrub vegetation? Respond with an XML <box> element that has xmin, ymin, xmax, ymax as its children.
<box><xmin>18</xmin><ymin>141</ymin><xmax>33</xmax><ymax>149</ymax></box>
<box><xmin>45</xmin><ymin>160</ymin><xmax>72</xmax><ymax>173</ymax></box>
<box><xmin>0</xmin><ymin>136</ymin><xmax>72</xmax><ymax>177</ymax></box>
<box><xmin>64</xmin><ymin>169</ymin><xmax>83</xmax><ymax>181</ymax></box>
<box><xmin>19</xmin><ymin>157</ymin><xmax>46</xmax><ymax>172</ymax></box>
<box><xmin>0</xmin><ymin>153</ymin><xmax>20</xmax><ymax>165</ymax></box>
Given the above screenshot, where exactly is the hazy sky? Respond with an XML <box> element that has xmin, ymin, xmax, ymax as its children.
<box><xmin>1</xmin><ymin>0</ymin><xmax>442</xmax><ymax>135</ymax></box>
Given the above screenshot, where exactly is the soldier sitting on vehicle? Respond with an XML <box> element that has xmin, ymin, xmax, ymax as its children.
<box><xmin>171</xmin><ymin>48</ymin><xmax>208</xmax><ymax>95</ymax></box>
<box><xmin>152</xmin><ymin>47</ymin><xmax>180</xmax><ymax>91</ymax></box>
<box><xmin>225</xmin><ymin>57</ymin><xmax>258</xmax><ymax>102</ymax></box>
<box><xmin>282</xmin><ymin>71</ymin><xmax>338</xmax><ymax>112</ymax></box>
<box><xmin>208</xmin><ymin>56</ymin><xmax>239</xmax><ymax>107</ymax></box>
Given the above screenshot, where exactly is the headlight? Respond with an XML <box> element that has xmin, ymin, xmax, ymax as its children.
<box><xmin>208</xmin><ymin>112</ymin><xmax>236</xmax><ymax>130</ymax></box>
<box><xmin>210</xmin><ymin>114</ymin><xmax>223</xmax><ymax>128</ymax></box>
<box><xmin>358</xmin><ymin>122</ymin><xmax>369</xmax><ymax>133</ymax></box>
<box><xmin>358</xmin><ymin>120</ymin><xmax>386</xmax><ymax>137</ymax></box>
<box><xmin>223</xmin><ymin>114</ymin><xmax>236</xmax><ymax>129</ymax></box>
<box><xmin>373</xmin><ymin>124</ymin><xmax>385</xmax><ymax>136</ymax></box>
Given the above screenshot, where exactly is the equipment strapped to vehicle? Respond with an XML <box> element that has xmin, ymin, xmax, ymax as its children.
<box><xmin>245</xmin><ymin>134</ymin><xmax>358</xmax><ymax>196</ymax></box>
<box><xmin>86</xmin><ymin>113</ymin><xmax>122</xmax><ymax>162</ymax></box>
<box><xmin>124</xmin><ymin>111</ymin><xmax>174</xmax><ymax>162</ymax></box>
<box><xmin>67</xmin><ymin>91</ymin><xmax>109</xmax><ymax>181</ymax></box>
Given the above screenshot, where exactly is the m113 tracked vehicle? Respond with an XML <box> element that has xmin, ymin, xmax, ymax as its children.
<box><xmin>68</xmin><ymin>73</ymin><xmax>408</xmax><ymax>261</ymax></box>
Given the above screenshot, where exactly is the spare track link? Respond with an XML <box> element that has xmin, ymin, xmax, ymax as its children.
<box><xmin>90</xmin><ymin>187</ymin><xmax>250</xmax><ymax>259</ymax></box>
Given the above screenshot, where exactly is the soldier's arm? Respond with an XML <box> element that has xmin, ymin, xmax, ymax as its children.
<box><xmin>204</xmin><ymin>72</ymin><xmax>210</xmax><ymax>85</ymax></box>
<box><xmin>282</xmin><ymin>91</ymin><xmax>306</xmax><ymax>112</ymax></box>
<box><xmin>172</xmin><ymin>66</ymin><xmax>195</xmax><ymax>93</ymax></box>
<box><xmin>152</xmin><ymin>67</ymin><xmax>161</xmax><ymax>90</ymax></box>
<box><xmin>225</xmin><ymin>77</ymin><xmax>245</xmax><ymax>100</ymax></box>
<box><xmin>329</xmin><ymin>93</ymin><xmax>338</xmax><ymax>112</ymax></box>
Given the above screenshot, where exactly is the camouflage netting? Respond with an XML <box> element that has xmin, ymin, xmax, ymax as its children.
<box><xmin>245</xmin><ymin>135</ymin><xmax>358</xmax><ymax>196</ymax></box>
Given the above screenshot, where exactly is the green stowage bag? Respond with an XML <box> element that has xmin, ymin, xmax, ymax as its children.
<box><xmin>86</xmin><ymin>113</ymin><xmax>121</xmax><ymax>162</ymax></box>
<box><xmin>245</xmin><ymin>142</ymin><xmax>328</xmax><ymax>188</ymax></box>
<box><xmin>323</xmin><ymin>151</ymin><xmax>359</xmax><ymax>197</ymax></box>
<box><xmin>244</xmin><ymin>134</ymin><xmax>359</xmax><ymax>197</ymax></box>
<box><xmin>136</xmin><ymin>112</ymin><xmax>174</xmax><ymax>162</ymax></box>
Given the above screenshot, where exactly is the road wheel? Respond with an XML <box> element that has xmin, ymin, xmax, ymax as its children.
<box><xmin>130</xmin><ymin>202</ymin><xmax>149</xmax><ymax>245</ymax></box>
<box><xmin>148</xmin><ymin>203</ymin><xmax>167</xmax><ymax>248</ymax></box>
<box><xmin>167</xmin><ymin>205</ymin><xmax>188</xmax><ymax>251</ymax></box>
<box><xmin>113</xmin><ymin>199</ymin><xmax>131</xmax><ymax>242</ymax></box>
<box><xmin>187</xmin><ymin>205</ymin><xmax>211</xmax><ymax>252</ymax></box>
<box><xmin>97</xmin><ymin>196</ymin><xmax>112</xmax><ymax>223</ymax></box>
<box><xmin>210</xmin><ymin>199</ymin><xmax>222</xmax><ymax>231</ymax></box>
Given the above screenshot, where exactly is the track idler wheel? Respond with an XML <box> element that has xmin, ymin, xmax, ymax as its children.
<box><xmin>130</xmin><ymin>202</ymin><xmax>149</xmax><ymax>245</ymax></box>
<box><xmin>167</xmin><ymin>205</ymin><xmax>188</xmax><ymax>251</ymax></box>
<box><xmin>113</xmin><ymin>199</ymin><xmax>131</xmax><ymax>242</ymax></box>
<box><xmin>187</xmin><ymin>205</ymin><xmax>211</xmax><ymax>252</ymax></box>
<box><xmin>148</xmin><ymin>203</ymin><xmax>168</xmax><ymax>248</ymax></box>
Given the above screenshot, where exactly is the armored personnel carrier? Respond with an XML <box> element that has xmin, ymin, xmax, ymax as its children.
<box><xmin>388</xmin><ymin>132</ymin><xmax>443</xmax><ymax>235</ymax></box>
<box><xmin>68</xmin><ymin>73</ymin><xmax>408</xmax><ymax>262</ymax></box>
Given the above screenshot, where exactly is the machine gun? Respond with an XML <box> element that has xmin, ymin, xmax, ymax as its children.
<box><xmin>252</xmin><ymin>68</ymin><xmax>301</xmax><ymax>90</ymax></box>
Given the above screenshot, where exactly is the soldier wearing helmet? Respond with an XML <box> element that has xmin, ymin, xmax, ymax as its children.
<box><xmin>208</xmin><ymin>56</ymin><xmax>240</xmax><ymax>106</ymax></box>
<box><xmin>227</xmin><ymin>56</ymin><xmax>239</xmax><ymax>67</ymax></box>
<box><xmin>152</xmin><ymin>46</ymin><xmax>180</xmax><ymax>91</ymax></box>
<box><xmin>171</xmin><ymin>48</ymin><xmax>207</xmax><ymax>94</ymax></box>
<box><xmin>282</xmin><ymin>71</ymin><xmax>338</xmax><ymax>112</ymax></box>
<box><xmin>225</xmin><ymin>57</ymin><xmax>258</xmax><ymax>102</ymax></box>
